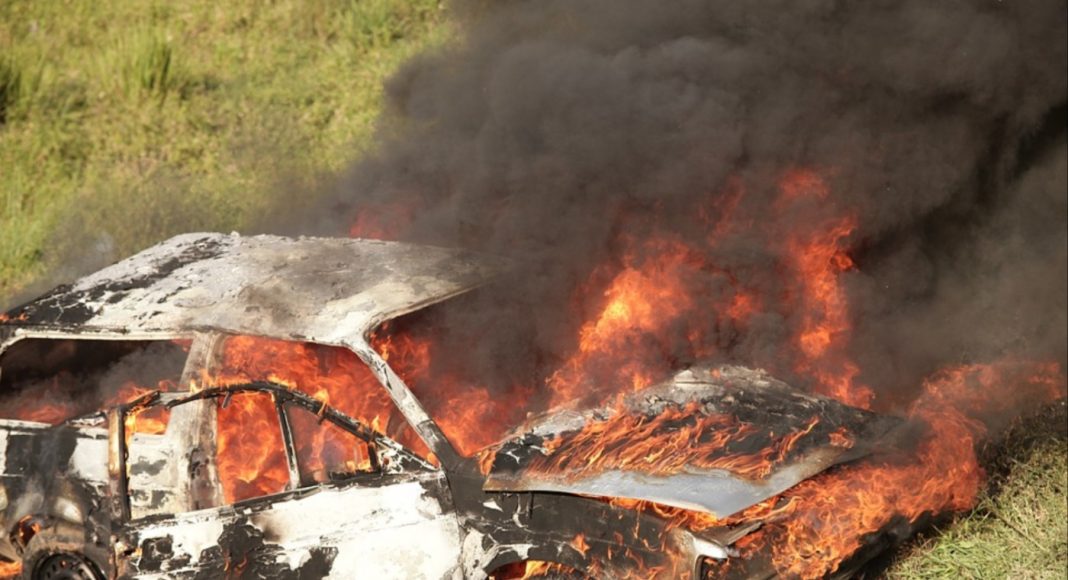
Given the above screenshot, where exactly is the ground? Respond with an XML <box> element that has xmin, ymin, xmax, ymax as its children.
<box><xmin>1</xmin><ymin>1</ymin><xmax>1064</xmax><ymax>577</ymax></box>
<box><xmin>885</xmin><ymin>403</ymin><xmax>1067</xmax><ymax>579</ymax></box>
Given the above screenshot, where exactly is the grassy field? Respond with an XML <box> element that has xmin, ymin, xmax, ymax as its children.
<box><xmin>1</xmin><ymin>0</ymin><xmax>450</xmax><ymax>298</ymax></box>
<box><xmin>1</xmin><ymin>1</ymin><xmax>1065</xmax><ymax>578</ymax></box>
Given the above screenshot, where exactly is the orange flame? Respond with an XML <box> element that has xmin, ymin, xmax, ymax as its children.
<box><xmin>776</xmin><ymin>170</ymin><xmax>873</xmax><ymax>409</ymax></box>
<box><xmin>523</xmin><ymin>403</ymin><xmax>838</xmax><ymax>482</ymax></box>
<box><xmin>0</xmin><ymin>562</ymin><xmax>21</xmax><ymax>579</ymax></box>
<box><xmin>205</xmin><ymin>335</ymin><xmax>431</xmax><ymax>500</ymax></box>
<box><xmin>545</xmin><ymin>235</ymin><xmax>756</xmax><ymax>410</ymax></box>
<box><xmin>676</xmin><ymin>361</ymin><xmax>1064</xmax><ymax>577</ymax></box>
<box><xmin>215</xmin><ymin>391</ymin><xmax>292</xmax><ymax>503</ymax></box>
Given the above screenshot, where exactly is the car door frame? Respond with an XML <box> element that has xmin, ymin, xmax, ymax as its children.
<box><xmin>107</xmin><ymin>383</ymin><xmax>463</xmax><ymax>578</ymax></box>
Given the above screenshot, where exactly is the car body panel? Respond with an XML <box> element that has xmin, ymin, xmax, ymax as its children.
<box><xmin>0</xmin><ymin>233</ymin><xmax>899</xmax><ymax>578</ymax></box>
<box><xmin>0</xmin><ymin>233</ymin><xmax>502</xmax><ymax>347</ymax></box>
<box><xmin>122</xmin><ymin>472</ymin><xmax>462</xmax><ymax>579</ymax></box>
<box><xmin>482</xmin><ymin>366</ymin><xmax>899</xmax><ymax>518</ymax></box>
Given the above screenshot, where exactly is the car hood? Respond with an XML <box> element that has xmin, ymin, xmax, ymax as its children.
<box><xmin>480</xmin><ymin>366</ymin><xmax>899</xmax><ymax>518</ymax></box>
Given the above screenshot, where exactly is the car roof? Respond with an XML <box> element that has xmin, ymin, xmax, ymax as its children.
<box><xmin>0</xmin><ymin>233</ymin><xmax>502</xmax><ymax>347</ymax></box>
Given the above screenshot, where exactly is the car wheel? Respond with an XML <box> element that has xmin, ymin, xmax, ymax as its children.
<box><xmin>489</xmin><ymin>560</ymin><xmax>589</xmax><ymax>579</ymax></box>
<box><xmin>32</xmin><ymin>553</ymin><xmax>100</xmax><ymax>580</ymax></box>
<box><xmin>19</xmin><ymin>532</ymin><xmax>105</xmax><ymax>580</ymax></box>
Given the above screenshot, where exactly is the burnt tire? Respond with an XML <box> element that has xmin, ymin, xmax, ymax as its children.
<box><xmin>488</xmin><ymin>561</ymin><xmax>590</xmax><ymax>580</ymax></box>
<box><xmin>31</xmin><ymin>554</ymin><xmax>99</xmax><ymax>580</ymax></box>
<box><xmin>20</xmin><ymin>534</ymin><xmax>103</xmax><ymax>580</ymax></box>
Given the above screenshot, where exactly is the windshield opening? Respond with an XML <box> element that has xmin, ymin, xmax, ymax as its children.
<box><xmin>370</xmin><ymin>283</ymin><xmax>687</xmax><ymax>457</ymax></box>
<box><xmin>369</xmin><ymin>290</ymin><xmax>543</xmax><ymax>457</ymax></box>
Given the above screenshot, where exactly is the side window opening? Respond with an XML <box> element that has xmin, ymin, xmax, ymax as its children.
<box><xmin>211</xmin><ymin>336</ymin><xmax>435</xmax><ymax>462</ymax></box>
<box><xmin>126</xmin><ymin>388</ymin><xmax>293</xmax><ymax>518</ymax></box>
<box><xmin>285</xmin><ymin>403</ymin><xmax>378</xmax><ymax>487</ymax></box>
<box><xmin>215</xmin><ymin>391</ymin><xmax>290</xmax><ymax>504</ymax></box>
<box><xmin>0</xmin><ymin>338</ymin><xmax>189</xmax><ymax>424</ymax></box>
<box><xmin>114</xmin><ymin>331</ymin><xmax>449</xmax><ymax>519</ymax></box>
<box><xmin>124</xmin><ymin>386</ymin><xmax>434</xmax><ymax>521</ymax></box>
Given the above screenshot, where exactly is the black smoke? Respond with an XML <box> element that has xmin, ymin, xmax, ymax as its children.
<box><xmin>284</xmin><ymin>0</ymin><xmax>1067</xmax><ymax>411</ymax></box>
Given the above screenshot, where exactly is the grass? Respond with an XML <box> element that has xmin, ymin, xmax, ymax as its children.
<box><xmin>887</xmin><ymin>403</ymin><xmax>1067</xmax><ymax>579</ymax></box>
<box><xmin>0</xmin><ymin>0</ymin><xmax>451</xmax><ymax>299</ymax></box>
<box><xmin>1</xmin><ymin>2</ymin><xmax>1065</xmax><ymax>578</ymax></box>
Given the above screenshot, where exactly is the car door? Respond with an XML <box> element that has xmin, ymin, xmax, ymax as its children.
<box><xmin>261</xmin><ymin>400</ymin><xmax>463</xmax><ymax>578</ymax></box>
<box><xmin>115</xmin><ymin>387</ymin><xmax>463</xmax><ymax>579</ymax></box>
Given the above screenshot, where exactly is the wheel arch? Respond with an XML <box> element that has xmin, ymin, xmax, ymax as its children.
<box><xmin>17</xmin><ymin>525</ymin><xmax>110</xmax><ymax>580</ymax></box>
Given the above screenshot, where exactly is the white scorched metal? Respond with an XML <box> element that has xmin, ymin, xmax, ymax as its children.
<box><xmin>0</xmin><ymin>233</ymin><xmax>897</xmax><ymax>579</ymax></box>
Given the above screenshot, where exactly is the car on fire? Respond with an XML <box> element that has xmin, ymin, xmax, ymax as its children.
<box><xmin>0</xmin><ymin>233</ymin><xmax>898</xmax><ymax>579</ymax></box>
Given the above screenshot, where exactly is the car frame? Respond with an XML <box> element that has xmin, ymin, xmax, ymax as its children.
<box><xmin>0</xmin><ymin>233</ymin><xmax>893</xmax><ymax>579</ymax></box>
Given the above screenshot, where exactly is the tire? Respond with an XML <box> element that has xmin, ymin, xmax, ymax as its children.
<box><xmin>19</xmin><ymin>533</ymin><xmax>103</xmax><ymax>580</ymax></box>
<box><xmin>488</xmin><ymin>561</ymin><xmax>589</xmax><ymax>580</ymax></box>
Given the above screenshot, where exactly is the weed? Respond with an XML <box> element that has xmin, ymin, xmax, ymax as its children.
<box><xmin>0</xmin><ymin>56</ymin><xmax>21</xmax><ymax>123</ymax></box>
<box><xmin>118</xmin><ymin>31</ymin><xmax>184</xmax><ymax>103</ymax></box>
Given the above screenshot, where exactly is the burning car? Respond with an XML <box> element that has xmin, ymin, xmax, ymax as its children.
<box><xmin>0</xmin><ymin>232</ymin><xmax>964</xmax><ymax>579</ymax></box>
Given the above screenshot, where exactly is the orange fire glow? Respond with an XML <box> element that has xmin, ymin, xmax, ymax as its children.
<box><xmin>1</xmin><ymin>162</ymin><xmax>1063</xmax><ymax>579</ymax></box>
<box><xmin>121</xmin><ymin>381</ymin><xmax>174</xmax><ymax>445</ymax></box>
<box><xmin>624</xmin><ymin>361</ymin><xmax>1064</xmax><ymax>578</ymax></box>
<box><xmin>776</xmin><ymin>170</ymin><xmax>873</xmax><ymax>409</ymax></box>
<box><xmin>732</xmin><ymin>361</ymin><xmax>1063</xmax><ymax>577</ymax></box>
<box><xmin>521</xmin><ymin>402</ymin><xmax>842</xmax><ymax>483</ymax></box>
<box><xmin>545</xmin><ymin>238</ymin><xmax>697</xmax><ymax>406</ymax></box>
<box><xmin>2</xmin><ymin>379</ymin><xmax>174</xmax><ymax>427</ymax></box>
<box><xmin>204</xmin><ymin>335</ymin><xmax>431</xmax><ymax>500</ymax></box>
<box><xmin>215</xmin><ymin>391</ymin><xmax>291</xmax><ymax>503</ymax></box>
<box><xmin>545</xmin><ymin>235</ymin><xmax>755</xmax><ymax>409</ymax></box>
<box><xmin>0</xmin><ymin>562</ymin><xmax>20</xmax><ymax>578</ymax></box>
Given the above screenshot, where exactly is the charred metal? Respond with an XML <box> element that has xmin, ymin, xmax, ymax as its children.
<box><xmin>2</xmin><ymin>233</ymin><xmax>902</xmax><ymax>578</ymax></box>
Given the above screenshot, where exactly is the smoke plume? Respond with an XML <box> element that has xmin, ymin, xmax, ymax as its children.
<box><xmin>283</xmin><ymin>0</ymin><xmax>1067</xmax><ymax>412</ymax></box>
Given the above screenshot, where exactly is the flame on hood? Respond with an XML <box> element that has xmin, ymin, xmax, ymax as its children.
<box><xmin>480</xmin><ymin>366</ymin><xmax>899</xmax><ymax>518</ymax></box>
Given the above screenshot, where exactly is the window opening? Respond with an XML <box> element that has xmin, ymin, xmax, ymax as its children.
<box><xmin>0</xmin><ymin>338</ymin><xmax>189</xmax><ymax>424</ymax></box>
<box><xmin>286</xmin><ymin>403</ymin><xmax>378</xmax><ymax>486</ymax></box>
<box><xmin>211</xmin><ymin>336</ymin><xmax>432</xmax><ymax>461</ymax></box>
<box><xmin>215</xmin><ymin>391</ymin><xmax>290</xmax><ymax>504</ymax></box>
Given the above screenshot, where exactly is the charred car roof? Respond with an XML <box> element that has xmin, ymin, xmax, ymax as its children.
<box><xmin>0</xmin><ymin>233</ymin><xmax>502</xmax><ymax>346</ymax></box>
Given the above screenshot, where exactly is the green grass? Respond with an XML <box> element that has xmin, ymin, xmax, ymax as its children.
<box><xmin>1</xmin><ymin>3</ymin><xmax>1065</xmax><ymax>578</ymax></box>
<box><xmin>888</xmin><ymin>407</ymin><xmax>1067</xmax><ymax>579</ymax></box>
<box><xmin>0</xmin><ymin>0</ymin><xmax>451</xmax><ymax>299</ymax></box>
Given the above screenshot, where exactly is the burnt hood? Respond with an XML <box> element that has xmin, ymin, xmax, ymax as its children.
<box><xmin>481</xmin><ymin>366</ymin><xmax>900</xmax><ymax>519</ymax></box>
